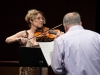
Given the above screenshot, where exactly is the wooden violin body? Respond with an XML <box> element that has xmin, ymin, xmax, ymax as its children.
<box><xmin>34</xmin><ymin>26</ymin><xmax>60</xmax><ymax>42</ymax></box>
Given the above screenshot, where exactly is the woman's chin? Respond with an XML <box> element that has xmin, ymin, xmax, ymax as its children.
<box><xmin>39</xmin><ymin>25</ymin><xmax>43</xmax><ymax>28</ymax></box>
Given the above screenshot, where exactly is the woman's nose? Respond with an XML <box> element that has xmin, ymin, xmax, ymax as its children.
<box><xmin>40</xmin><ymin>18</ymin><xmax>43</xmax><ymax>21</ymax></box>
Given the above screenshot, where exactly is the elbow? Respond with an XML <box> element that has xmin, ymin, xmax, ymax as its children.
<box><xmin>51</xmin><ymin>64</ymin><xmax>58</xmax><ymax>74</ymax></box>
<box><xmin>5</xmin><ymin>37</ymin><xmax>11</xmax><ymax>44</ymax></box>
<box><xmin>51</xmin><ymin>66</ymin><xmax>61</xmax><ymax>74</ymax></box>
<box><xmin>5</xmin><ymin>38</ymin><xmax>9</xmax><ymax>43</ymax></box>
<box><xmin>51</xmin><ymin>64</ymin><xmax>65</xmax><ymax>74</ymax></box>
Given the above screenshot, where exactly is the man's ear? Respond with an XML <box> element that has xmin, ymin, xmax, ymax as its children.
<box><xmin>63</xmin><ymin>24</ymin><xmax>66</xmax><ymax>29</ymax></box>
<box><xmin>80</xmin><ymin>22</ymin><xmax>82</xmax><ymax>26</ymax></box>
<box><xmin>63</xmin><ymin>24</ymin><xmax>65</xmax><ymax>27</ymax></box>
<box><xmin>63</xmin><ymin>24</ymin><xmax>67</xmax><ymax>32</ymax></box>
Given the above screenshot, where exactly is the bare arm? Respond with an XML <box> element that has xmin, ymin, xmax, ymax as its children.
<box><xmin>5</xmin><ymin>31</ymin><xmax>26</xmax><ymax>44</ymax></box>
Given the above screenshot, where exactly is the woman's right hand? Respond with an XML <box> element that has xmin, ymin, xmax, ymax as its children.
<box><xmin>16</xmin><ymin>37</ymin><xmax>28</xmax><ymax>45</ymax></box>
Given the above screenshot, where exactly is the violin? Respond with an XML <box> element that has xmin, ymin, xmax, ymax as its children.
<box><xmin>34</xmin><ymin>27</ymin><xmax>61</xmax><ymax>42</ymax></box>
<box><xmin>29</xmin><ymin>24</ymin><xmax>63</xmax><ymax>42</ymax></box>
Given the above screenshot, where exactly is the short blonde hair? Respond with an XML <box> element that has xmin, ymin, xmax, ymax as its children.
<box><xmin>25</xmin><ymin>9</ymin><xmax>46</xmax><ymax>27</ymax></box>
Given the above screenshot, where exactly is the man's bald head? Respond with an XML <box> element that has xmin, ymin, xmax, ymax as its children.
<box><xmin>63</xmin><ymin>12</ymin><xmax>81</xmax><ymax>26</ymax></box>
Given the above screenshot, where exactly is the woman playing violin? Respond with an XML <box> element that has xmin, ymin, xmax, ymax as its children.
<box><xmin>5</xmin><ymin>9</ymin><xmax>63</xmax><ymax>75</ymax></box>
<box><xmin>5</xmin><ymin>9</ymin><xmax>45</xmax><ymax>46</ymax></box>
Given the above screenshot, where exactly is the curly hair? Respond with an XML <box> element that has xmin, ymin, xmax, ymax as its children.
<box><xmin>25</xmin><ymin>9</ymin><xmax>46</xmax><ymax>27</ymax></box>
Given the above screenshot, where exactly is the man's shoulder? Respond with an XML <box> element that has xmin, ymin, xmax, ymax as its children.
<box><xmin>85</xmin><ymin>29</ymin><xmax>100</xmax><ymax>35</ymax></box>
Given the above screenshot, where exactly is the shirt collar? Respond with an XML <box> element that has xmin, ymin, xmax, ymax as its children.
<box><xmin>68</xmin><ymin>25</ymin><xmax>84</xmax><ymax>32</ymax></box>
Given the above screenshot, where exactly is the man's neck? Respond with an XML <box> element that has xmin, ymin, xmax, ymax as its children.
<box><xmin>65</xmin><ymin>24</ymin><xmax>81</xmax><ymax>32</ymax></box>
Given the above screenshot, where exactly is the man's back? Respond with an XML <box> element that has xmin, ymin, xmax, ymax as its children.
<box><xmin>56</xmin><ymin>25</ymin><xmax>100</xmax><ymax>75</ymax></box>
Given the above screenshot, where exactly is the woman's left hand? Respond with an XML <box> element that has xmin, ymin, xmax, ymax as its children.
<box><xmin>55</xmin><ymin>31</ymin><xmax>64</xmax><ymax>38</ymax></box>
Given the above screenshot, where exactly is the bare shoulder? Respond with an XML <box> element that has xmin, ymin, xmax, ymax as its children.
<box><xmin>17</xmin><ymin>30</ymin><xmax>25</xmax><ymax>33</ymax></box>
<box><xmin>14</xmin><ymin>30</ymin><xmax>28</xmax><ymax>37</ymax></box>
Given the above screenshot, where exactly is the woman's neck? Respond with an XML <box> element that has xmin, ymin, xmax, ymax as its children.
<box><xmin>30</xmin><ymin>25</ymin><xmax>37</xmax><ymax>33</ymax></box>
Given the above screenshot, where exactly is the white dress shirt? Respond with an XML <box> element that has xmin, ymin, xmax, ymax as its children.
<box><xmin>51</xmin><ymin>25</ymin><xmax>100</xmax><ymax>75</ymax></box>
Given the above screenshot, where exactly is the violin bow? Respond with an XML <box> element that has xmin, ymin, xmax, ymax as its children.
<box><xmin>50</xmin><ymin>24</ymin><xmax>62</xmax><ymax>30</ymax></box>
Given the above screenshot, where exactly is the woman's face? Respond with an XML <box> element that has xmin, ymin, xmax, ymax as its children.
<box><xmin>31</xmin><ymin>13</ymin><xmax>44</xmax><ymax>28</ymax></box>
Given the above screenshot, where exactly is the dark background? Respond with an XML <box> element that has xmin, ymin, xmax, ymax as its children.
<box><xmin>0</xmin><ymin>0</ymin><xmax>98</xmax><ymax>61</ymax></box>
